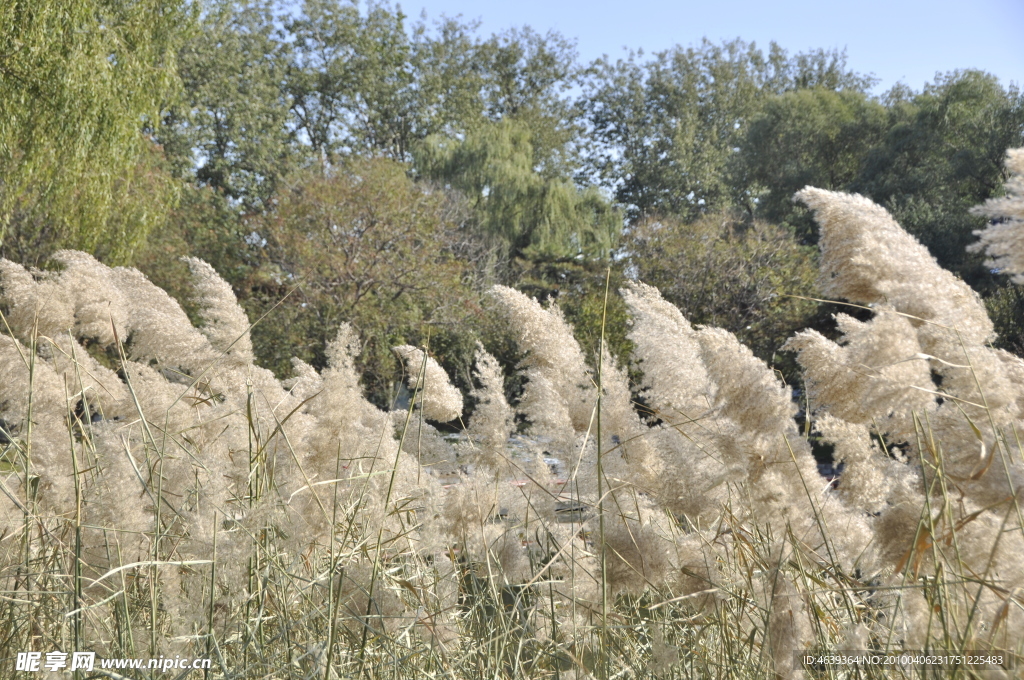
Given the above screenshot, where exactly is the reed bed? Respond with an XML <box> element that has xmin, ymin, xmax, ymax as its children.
<box><xmin>1</xmin><ymin>161</ymin><xmax>1024</xmax><ymax>679</ymax></box>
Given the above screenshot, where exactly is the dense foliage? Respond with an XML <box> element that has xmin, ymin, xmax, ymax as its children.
<box><xmin>0</xmin><ymin>0</ymin><xmax>193</xmax><ymax>265</ymax></box>
<box><xmin>2</xmin><ymin>0</ymin><xmax>1022</xmax><ymax>407</ymax></box>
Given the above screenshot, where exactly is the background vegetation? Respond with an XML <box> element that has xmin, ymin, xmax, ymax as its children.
<box><xmin>3</xmin><ymin>0</ymin><xmax>1023</xmax><ymax>407</ymax></box>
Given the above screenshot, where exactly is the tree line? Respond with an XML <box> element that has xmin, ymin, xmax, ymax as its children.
<box><xmin>2</xmin><ymin>0</ymin><xmax>1022</xmax><ymax>409</ymax></box>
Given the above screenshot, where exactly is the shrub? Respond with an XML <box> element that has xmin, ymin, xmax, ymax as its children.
<box><xmin>246</xmin><ymin>157</ymin><xmax>482</xmax><ymax>406</ymax></box>
<box><xmin>625</xmin><ymin>211</ymin><xmax>819</xmax><ymax>374</ymax></box>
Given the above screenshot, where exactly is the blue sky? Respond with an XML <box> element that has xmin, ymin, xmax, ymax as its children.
<box><xmin>401</xmin><ymin>0</ymin><xmax>1023</xmax><ymax>93</ymax></box>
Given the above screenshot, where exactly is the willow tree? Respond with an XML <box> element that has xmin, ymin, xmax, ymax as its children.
<box><xmin>0</xmin><ymin>0</ymin><xmax>193</xmax><ymax>265</ymax></box>
<box><xmin>416</xmin><ymin>119</ymin><xmax>620</xmax><ymax>263</ymax></box>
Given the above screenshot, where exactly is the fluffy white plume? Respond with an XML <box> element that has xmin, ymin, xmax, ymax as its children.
<box><xmin>393</xmin><ymin>345</ymin><xmax>463</xmax><ymax>423</ymax></box>
<box><xmin>970</xmin><ymin>148</ymin><xmax>1024</xmax><ymax>282</ymax></box>
<box><xmin>621</xmin><ymin>281</ymin><xmax>712</xmax><ymax>418</ymax></box>
<box><xmin>487</xmin><ymin>285</ymin><xmax>595</xmax><ymax>432</ymax></box>
<box><xmin>795</xmin><ymin>187</ymin><xmax>993</xmax><ymax>347</ymax></box>
<box><xmin>182</xmin><ymin>257</ymin><xmax>254</xmax><ymax>365</ymax></box>
<box><xmin>466</xmin><ymin>345</ymin><xmax>515</xmax><ymax>473</ymax></box>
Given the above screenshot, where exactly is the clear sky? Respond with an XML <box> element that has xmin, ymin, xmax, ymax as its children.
<box><xmin>401</xmin><ymin>0</ymin><xmax>1023</xmax><ymax>93</ymax></box>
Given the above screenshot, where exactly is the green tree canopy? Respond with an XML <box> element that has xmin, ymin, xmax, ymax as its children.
<box><xmin>0</xmin><ymin>0</ymin><xmax>193</xmax><ymax>264</ymax></box>
<box><xmin>581</xmin><ymin>39</ymin><xmax>875</xmax><ymax>222</ymax></box>
<box><xmin>415</xmin><ymin>119</ymin><xmax>621</xmax><ymax>262</ymax></box>
<box><xmin>853</xmin><ymin>70</ymin><xmax>1024</xmax><ymax>289</ymax></box>
<box><xmin>162</xmin><ymin>0</ymin><xmax>298</xmax><ymax>211</ymax></box>
<box><xmin>288</xmin><ymin>0</ymin><xmax>423</xmax><ymax>162</ymax></box>
<box><xmin>285</xmin><ymin>2</ymin><xmax>583</xmax><ymax>165</ymax></box>
<box><xmin>740</xmin><ymin>88</ymin><xmax>888</xmax><ymax>240</ymax></box>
